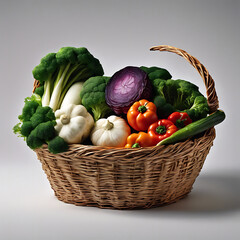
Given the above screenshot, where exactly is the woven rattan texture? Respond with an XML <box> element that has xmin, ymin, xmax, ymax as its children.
<box><xmin>35</xmin><ymin>128</ymin><xmax>215</xmax><ymax>209</ymax></box>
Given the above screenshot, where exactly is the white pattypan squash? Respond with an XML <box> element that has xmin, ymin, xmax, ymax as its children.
<box><xmin>55</xmin><ymin>104</ymin><xmax>94</xmax><ymax>144</ymax></box>
<box><xmin>91</xmin><ymin>115</ymin><xmax>131</xmax><ymax>147</ymax></box>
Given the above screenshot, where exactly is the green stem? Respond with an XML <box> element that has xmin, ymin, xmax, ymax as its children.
<box><xmin>138</xmin><ymin>105</ymin><xmax>147</xmax><ymax>113</ymax></box>
<box><xmin>91</xmin><ymin>107</ymin><xmax>101</xmax><ymax>122</ymax></box>
<box><xmin>132</xmin><ymin>143</ymin><xmax>140</xmax><ymax>148</ymax></box>
<box><xmin>54</xmin><ymin>64</ymin><xmax>66</xmax><ymax>88</ymax></box>
<box><xmin>41</xmin><ymin>75</ymin><xmax>53</xmax><ymax>106</ymax></box>
<box><xmin>176</xmin><ymin>119</ymin><xmax>186</xmax><ymax>129</ymax></box>
<box><xmin>49</xmin><ymin>63</ymin><xmax>71</xmax><ymax>111</ymax></box>
<box><xmin>61</xmin><ymin>63</ymin><xmax>80</xmax><ymax>90</ymax></box>
<box><xmin>57</xmin><ymin>67</ymin><xmax>90</xmax><ymax>109</ymax></box>
<box><xmin>156</xmin><ymin>125</ymin><xmax>166</xmax><ymax>134</ymax></box>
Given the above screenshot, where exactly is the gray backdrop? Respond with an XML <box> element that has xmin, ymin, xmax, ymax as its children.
<box><xmin>1</xmin><ymin>0</ymin><xmax>240</xmax><ymax>239</ymax></box>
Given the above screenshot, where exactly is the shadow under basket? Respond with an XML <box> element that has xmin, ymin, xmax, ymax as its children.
<box><xmin>34</xmin><ymin>45</ymin><xmax>220</xmax><ymax>209</ymax></box>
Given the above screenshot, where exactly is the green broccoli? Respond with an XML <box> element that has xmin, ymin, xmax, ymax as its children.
<box><xmin>18</xmin><ymin>94</ymin><xmax>41</xmax><ymax>122</ymax></box>
<box><xmin>153</xmin><ymin>95</ymin><xmax>176</xmax><ymax>118</ymax></box>
<box><xmin>30</xmin><ymin>106</ymin><xmax>55</xmax><ymax>128</ymax></box>
<box><xmin>20</xmin><ymin>121</ymin><xmax>34</xmax><ymax>137</ymax></box>
<box><xmin>48</xmin><ymin>136</ymin><xmax>69</xmax><ymax>154</ymax></box>
<box><xmin>26</xmin><ymin>121</ymin><xmax>56</xmax><ymax>149</ymax></box>
<box><xmin>26</xmin><ymin>133</ymin><xmax>45</xmax><ymax>149</ymax></box>
<box><xmin>80</xmin><ymin>76</ymin><xmax>113</xmax><ymax>121</ymax></box>
<box><xmin>13</xmin><ymin>96</ymin><xmax>68</xmax><ymax>154</ymax></box>
<box><xmin>13</xmin><ymin>94</ymin><xmax>42</xmax><ymax>137</ymax></box>
<box><xmin>34</xmin><ymin>85</ymin><xmax>44</xmax><ymax>97</ymax></box>
<box><xmin>152</xmin><ymin>78</ymin><xmax>209</xmax><ymax>121</ymax></box>
<box><xmin>140</xmin><ymin>66</ymin><xmax>172</xmax><ymax>82</ymax></box>
<box><xmin>32</xmin><ymin>47</ymin><xmax>104</xmax><ymax>111</ymax></box>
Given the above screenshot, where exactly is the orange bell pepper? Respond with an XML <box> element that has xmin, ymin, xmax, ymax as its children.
<box><xmin>127</xmin><ymin>99</ymin><xmax>158</xmax><ymax>131</ymax></box>
<box><xmin>125</xmin><ymin>132</ymin><xmax>154</xmax><ymax>148</ymax></box>
<box><xmin>148</xmin><ymin>119</ymin><xmax>178</xmax><ymax>145</ymax></box>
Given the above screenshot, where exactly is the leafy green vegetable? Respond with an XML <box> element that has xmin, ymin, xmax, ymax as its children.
<box><xmin>32</xmin><ymin>47</ymin><xmax>104</xmax><ymax>111</ymax></box>
<box><xmin>13</xmin><ymin>96</ymin><xmax>68</xmax><ymax>154</ymax></box>
<box><xmin>80</xmin><ymin>76</ymin><xmax>112</xmax><ymax>121</ymax></box>
<box><xmin>13</xmin><ymin>123</ymin><xmax>22</xmax><ymax>138</ymax></box>
<box><xmin>34</xmin><ymin>85</ymin><xmax>44</xmax><ymax>97</ymax></box>
<box><xmin>20</xmin><ymin>121</ymin><xmax>34</xmax><ymax>137</ymax></box>
<box><xmin>26</xmin><ymin>121</ymin><xmax>56</xmax><ymax>149</ymax></box>
<box><xmin>30</xmin><ymin>106</ymin><xmax>55</xmax><ymax>128</ymax></box>
<box><xmin>153</xmin><ymin>95</ymin><xmax>175</xmax><ymax>118</ymax></box>
<box><xmin>140</xmin><ymin>66</ymin><xmax>172</xmax><ymax>81</ymax></box>
<box><xmin>140</xmin><ymin>66</ymin><xmax>209</xmax><ymax>121</ymax></box>
<box><xmin>48</xmin><ymin>136</ymin><xmax>69</xmax><ymax>154</ymax></box>
<box><xmin>18</xmin><ymin>94</ymin><xmax>41</xmax><ymax>122</ymax></box>
<box><xmin>13</xmin><ymin>94</ymin><xmax>41</xmax><ymax>137</ymax></box>
<box><xmin>152</xmin><ymin>78</ymin><xmax>209</xmax><ymax>121</ymax></box>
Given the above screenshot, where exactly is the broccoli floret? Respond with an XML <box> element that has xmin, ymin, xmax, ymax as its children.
<box><xmin>32</xmin><ymin>47</ymin><xmax>104</xmax><ymax>111</ymax></box>
<box><xmin>25</xmin><ymin>120</ymin><xmax>68</xmax><ymax>154</ymax></box>
<box><xmin>30</xmin><ymin>106</ymin><xmax>56</xmax><ymax>128</ymax></box>
<box><xmin>13</xmin><ymin>94</ymin><xmax>41</xmax><ymax>137</ymax></box>
<box><xmin>26</xmin><ymin>134</ymin><xmax>45</xmax><ymax>149</ymax></box>
<box><xmin>48</xmin><ymin>136</ymin><xmax>69</xmax><ymax>154</ymax></box>
<box><xmin>80</xmin><ymin>76</ymin><xmax>113</xmax><ymax>121</ymax></box>
<box><xmin>34</xmin><ymin>85</ymin><xmax>44</xmax><ymax>97</ymax></box>
<box><xmin>18</xmin><ymin>94</ymin><xmax>42</xmax><ymax>122</ymax></box>
<box><xmin>18</xmin><ymin>100</ymin><xmax>39</xmax><ymax>122</ymax></box>
<box><xmin>35</xmin><ymin>121</ymin><xmax>56</xmax><ymax>140</ymax></box>
<box><xmin>153</xmin><ymin>95</ymin><xmax>176</xmax><ymax>118</ymax></box>
<box><xmin>13</xmin><ymin>96</ymin><xmax>65</xmax><ymax>152</ymax></box>
<box><xmin>140</xmin><ymin>66</ymin><xmax>172</xmax><ymax>81</ymax></box>
<box><xmin>21</xmin><ymin>121</ymin><xmax>34</xmax><ymax>137</ymax></box>
<box><xmin>152</xmin><ymin>78</ymin><xmax>209</xmax><ymax>121</ymax></box>
<box><xmin>26</xmin><ymin>121</ymin><xmax>56</xmax><ymax>150</ymax></box>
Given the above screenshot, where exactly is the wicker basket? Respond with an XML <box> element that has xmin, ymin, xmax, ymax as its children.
<box><xmin>34</xmin><ymin>45</ymin><xmax>219</xmax><ymax>209</ymax></box>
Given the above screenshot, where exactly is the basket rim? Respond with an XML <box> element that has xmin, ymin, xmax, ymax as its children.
<box><xmin>37</xmin><ymin>128</ymin><xmax>215</xmax><ymax>156</ymax></box>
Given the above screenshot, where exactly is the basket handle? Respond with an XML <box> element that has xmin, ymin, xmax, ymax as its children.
<box><xmin>150</xmin><ymin>45</ymin><xmax>219</xmax><ymax>113</ymax></box>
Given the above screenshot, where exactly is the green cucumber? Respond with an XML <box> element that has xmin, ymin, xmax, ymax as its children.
<box><xmin>157</xmin><ymin>110</ymin><xmax>225</xmax><ymax>146</ymax></box>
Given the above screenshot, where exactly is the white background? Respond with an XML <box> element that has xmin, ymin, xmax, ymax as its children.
<box><xmin>1</xmin><ymin>0</ymin><xmax>240</xmax><ymax>239</ymax></box>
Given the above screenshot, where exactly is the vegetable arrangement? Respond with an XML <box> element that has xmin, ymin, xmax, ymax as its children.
<box><xmin>13</xmin><ymin>46</ymin><xmax>225</xmax><ymax>154</ymax></box>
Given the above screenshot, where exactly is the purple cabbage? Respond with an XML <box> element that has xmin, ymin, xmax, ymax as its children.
<box><xmin>105</xmin><ymin>66</ymin><xmax>152</xmax><ymax>115</ymax></box>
